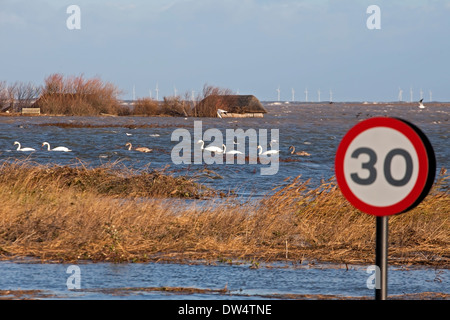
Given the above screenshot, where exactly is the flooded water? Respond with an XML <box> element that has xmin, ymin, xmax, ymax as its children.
<box><xmin>1</xmin><ymin>102</ymin><xmax>449</xmax><ymax>195</ymax></box>
<box><xmin>0</xmin><ymin>260</ymin><xmax>448</xmax><ymax>300</ymax></box>
<box><xmin>0</xmin><ymin>102</ymin><xmax>448</xmax><ymax>300</ymax></box>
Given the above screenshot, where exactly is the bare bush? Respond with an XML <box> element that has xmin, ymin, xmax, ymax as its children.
<box><xmin>36</xmin><ymin>74</ymin><xmax>123</xmax><ymax>115</ymax></box>
<box><xmin>160</xmin><ymin>96</ymin><xmax>188</xmax><ymax>117</ymax></box>
<box><xmin>193</xmin><ymin>84</ymin><xmax>233</xmax><ymax>117</ymax></box>
<box><xmin>132</xmin><ymin>98</ymin><xmax>160</xmax><ymax>116</ymax></box>
<box><xmin>0</xmin><ymin>81</ymin><xmax>19</xmax><ymax>112</ymax></box>
<box><xmin>14</xmin><ymin>82</ymin><xmax>41</xmax><ymax>111</ymax></box>
<box><xmin>0</xmin><ymin>81</ymin><xmax>8</xmax><ymax>111</ymax></box>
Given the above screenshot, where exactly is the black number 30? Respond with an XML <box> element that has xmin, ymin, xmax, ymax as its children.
<box><xmin>350</xmin><ymin>147</ymin><xmax>413</xmax><ymax>187</ymax></box>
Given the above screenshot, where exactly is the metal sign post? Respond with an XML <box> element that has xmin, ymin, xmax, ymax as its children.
<box><xmin>375</xmin><ymin>216</ymin><xmax>388</xmax><ymax>300</ymax></box>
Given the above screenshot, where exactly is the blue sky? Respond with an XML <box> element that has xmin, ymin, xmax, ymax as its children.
<box><xmin>1</xmin><ymin>0</ymin><xmax>449</xmax><ymax>101</ymax></box>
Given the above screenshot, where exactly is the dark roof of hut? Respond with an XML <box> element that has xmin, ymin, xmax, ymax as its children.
<box><xmin>199</xmin><ymin>95</ymin><xmax>267</xmax><ymax>114</ymax></box>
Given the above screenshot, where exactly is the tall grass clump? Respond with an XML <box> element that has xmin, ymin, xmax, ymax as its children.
<box><xmin>0</xmin><ymin>160</ymin><xmax>213</xmax><ymax>199</ymax></box>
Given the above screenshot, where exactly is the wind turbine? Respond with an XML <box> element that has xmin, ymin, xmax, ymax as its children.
<box><xmin>291</xmin><ymin>88</ymin><xmax>295</xmax><ymax>102</ymax></box>
<box><xmin>429</xmin><ymin>90</ymin><xmax>432</xmax><ymax>102</ymax></box>
<box><xmin>132</xmin><ymin>85</ymin><xmax>136</xmax><ymax>101</ymax></box>
<box><xmin>398</xmin><ymin>87</ymin><xmax>403</xmax><ymax>101</ymax></box>
<box><xmin>304</xmin><ymin>88</ymin><xmax>308</xmax><ymax>102</ymax></box>
<box><xmin>329</xmin><ymin>89</ymin><xmax>333</xmax><ymax>102</ymax></box>
<box><xmin>276</xmin><ymin>86</ymin><xmax>280</xmax><ymax>102</ymax></box>
<box><xmin>149</xmin><ymin>89</ymin><xmax>152</xmax><ymax>99</ymax></box>
<box><xmin>410</xmin><ymin>87</ymin><xmax>413</xmax><ymax>103</ymax></box>
<box><xmin>317</xmin><ymin>89</ymin><xmax>321</xmax><ymax>102</ymax></box>
<box><xmin>191</xmin><ymin>90</ymin><xmax>195</xmax><ymax>102</ymax></box>
<box><xmin>155</xmin><ymin>83</ymin><xmax>159</xmax><ymax>101</ymax></box>
<box><xmin>174</xmin><ymin>86</ymin><xmax>178</xmax><ymax>97</ymax></box>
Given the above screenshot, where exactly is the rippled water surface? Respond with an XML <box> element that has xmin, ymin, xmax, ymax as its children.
<box><xmin>0</xmin><ymin>102</ymin><xmax>448</xmax><ymax>299</ymax></box>
<box><xmin>1</xmin><ymin>102</ymin><xmax>449</xmax><ymax>195</ymax></box>
<box><xmin>0</xmin><ymin>260</ymin><xmax>448</xmax><ymax>300</ymax></box>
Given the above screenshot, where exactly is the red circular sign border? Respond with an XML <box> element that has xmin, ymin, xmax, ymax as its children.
<box><xmin>335</xmin><ymin>117</ymin><xmax>429</xmax><ymax>216</ymax></box>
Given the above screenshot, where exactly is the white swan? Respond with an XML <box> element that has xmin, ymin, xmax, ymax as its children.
<box><xmin>42</xmin><ymin>142</ymin><xmax>71</xmax><ymax>152</ymax></box>
<box><xmin>222</xmin><ymin>144</ymin><xmax>243</xmax><ymax>155</ymax></box>
<box><xmin>197</xmin><ymin>140</ymin><xmax>224</xmax><ymax>153</ymax></box>
<box><xmin>126</xmin><ymin>142</ymin><xmax>152</xmax><ymax>153</ymax></box>
<box><xmin>14</xmin><ymin>141</ymin><xmax>35</xmax><ymax>152</ymax></box>
<box><xmin>257</xmin><ymin>145</ymin><xmax>279</xmax><ymax>156</ymax></box>
<box><xmin>217</xmin><ymin>109</ymin><xmax>227</xmax><ymax>118</ymax></box>
<box><xmin>418</xmin><ymin>99</ymin><xmax>425</xmax><ymax>109</ymax></box>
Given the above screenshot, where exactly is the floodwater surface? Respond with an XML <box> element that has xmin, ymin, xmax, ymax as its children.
<box><xmin>0</xmin><ymin>102</ymin><xmax>448</xmax><ymax>300</ymax></box>
<box><xmin>0</xmin><ymin>260</ymin><xmax>448</xmax><ymax>300</ymax></box>
<box><xmin>1</xmin><ymin>102</ymin><xmax>449</xmax><ymax>195</ymax></box>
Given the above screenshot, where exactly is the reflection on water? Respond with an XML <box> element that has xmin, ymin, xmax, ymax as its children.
<box><xmin>0</xmin><ymin>260</ymin><xmax>448</xmax><ymax>300</ymax></box>
<box><xmin>1</xmin><ymin>102</ymin><xmax>449</xmax><ymax>195</ymax></box>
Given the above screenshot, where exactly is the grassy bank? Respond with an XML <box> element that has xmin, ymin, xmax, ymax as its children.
<box><xmin>0</xmin><ymin>161</ymin><xmax>448</xmax><ymax>266</ymax></box>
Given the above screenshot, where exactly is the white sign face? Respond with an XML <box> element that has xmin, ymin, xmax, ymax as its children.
<box><xmin>343</xmin><ymin>127</ymin><xmax>419</xmax><ymax>207</ymax></box>
<box><xmin>335</xmin><ymin>117</ymin><xmax>435</xmax><ymax>216</ymax></box>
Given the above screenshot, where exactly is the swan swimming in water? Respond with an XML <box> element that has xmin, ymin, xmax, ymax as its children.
<box><xmin>42</xmin><ymin>142</ymin><xmax>72</xmax><ymax>152</ymax></box>
<box><xmin>126</xmin><ymin>142</ymin><xmax>152</xmax><ymax>153</ymax></box>
<box><xmin>14</xmin><ymin>141</ymin><xmax>35</xmax><ymax>152</ymax></box>
<box><xmin>222</xmin><ymin>144</ymin><xmax>243</xmax><ymax>155</ymax></box>
<box><xmin>197</xmin><ymin>140</ymin><xmax>224</xmax><ymax>153</ymax></box>
<box><xmin>289</xmin><ymin>145</ymin><xmax>310</xmax><ymax>156</ymax></box>
<box><xmin>257</xmin><ymin>145</ymin><xmax>279</xmax><ymax>156</ymax></box>
<box><xmin>217</xmin><ymin>109</ymin><xmax>227</xmax><ymax>118</ymax></box>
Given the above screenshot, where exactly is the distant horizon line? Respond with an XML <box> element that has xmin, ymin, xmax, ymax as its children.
<box><xmin>119</xmin><ymin>99</ymin><xmax>447</xmax><ymax>104</ymax></box>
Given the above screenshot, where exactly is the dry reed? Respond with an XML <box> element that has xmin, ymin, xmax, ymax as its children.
<box><xmin>0</xmin><ymin>161</ymin><xmax>448</xmax><ymax>266</ymax></box>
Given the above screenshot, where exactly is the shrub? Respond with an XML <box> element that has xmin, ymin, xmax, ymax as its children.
<box><xmin>35</xmin><ymin>74</ymin><xmax>123</xmax><ymax>115</ymax></box>
<box><xmin>160</xmin><ymin>96</ymin><xmax>189</xmax><ymax>117</ymax></box>
<box><xmin>132</xmin><ymin>98</ymin><xmax>160</xmax><ymax>116</ymax></box>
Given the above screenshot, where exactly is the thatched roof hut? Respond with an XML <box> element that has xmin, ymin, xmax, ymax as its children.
<box><xmin>195</xmin><ymin>95</ymin><xmax>267</xmax><ymax>118</ymax></box>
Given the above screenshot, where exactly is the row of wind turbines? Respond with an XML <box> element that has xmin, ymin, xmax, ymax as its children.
<box><xmin>131</xmin><ymin>84</ymin><xmax>434</xmax><ymax>104</ymax></box>
<box><xmin>276</xmin><ymin>86</ymin><xmax>333</xmax><ymax>102</ymax></box>
<box><xmin>275</xmin><ymin>86</ymin><xmax>434</xmax><ymax>103</ymax></box>
<box><xmin>397</xmin><ymin>87</ymin><xmax>433</xmax><ymax>102</ymax></box>
<box><xmin>132</xmin><ymin>83</ymin><xmax>200</xmax><ymax>102</ymax></box>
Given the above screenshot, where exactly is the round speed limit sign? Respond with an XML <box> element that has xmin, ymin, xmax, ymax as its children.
<box><xmin>335</xmin><ymin>117</ymin><xmax>436</xmax><ymax>216</ymax></box>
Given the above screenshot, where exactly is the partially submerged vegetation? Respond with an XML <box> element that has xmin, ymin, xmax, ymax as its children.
<box><xmin>0</xmin><ymin>160</ymin><xmax>448</xmax><ymax>266</ymax></box>
<box><xmin>1</xmin><ymin>74</ymin><xmax>235</xmax><ymax>117</ymax></box>
<box><xmin>0</xmin><ymin>160</ymin><xmax>214</xmax><ymax>199</ymax></box>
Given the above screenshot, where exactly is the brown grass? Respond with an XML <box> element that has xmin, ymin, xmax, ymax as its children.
<box><xmin>0</xmin><ymin>161</ymin><xmax>448</xmax><ymax>266</ymax></box>
<box><xmin>0</xmin><ymin>160</ymin><xmax>214</xmax><ymax>199</ymax></box>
